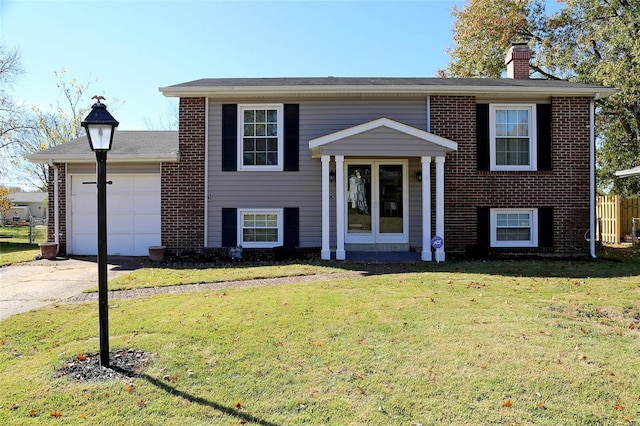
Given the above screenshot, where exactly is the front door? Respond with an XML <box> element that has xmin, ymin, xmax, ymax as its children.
<box><xmin>345</xmin><ymin>161</ymin><xmax>407</xmax><ymax>244</ymax></box>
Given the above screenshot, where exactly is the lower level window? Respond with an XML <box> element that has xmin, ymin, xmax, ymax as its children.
<box><xmin>490</xmin><ymin>208</ymin><xmax>538</xmax><ymax>247</ymax></box>
<box><xmin>239</xmin><ymin>209</ymin><xmax>283</xmax><ymax>248</ymax></box>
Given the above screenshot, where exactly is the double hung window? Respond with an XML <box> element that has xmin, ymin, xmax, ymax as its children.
<box><xmin>490</xmin><ymin>208</ymin><xmax>538</xmax><ymax>247</ymax></box>
<box><xmin>489</xmin><ymin>104</ymin><xmax>537</xmax><ymax>171</ymax></box>
<box><xmin>238</xmin><ymin>209</ymin><xmax>283</xmax><ymax>248</ymax></box>
<box><xmin>239</xmin><ymin>104</ymin><xmax>283</xmax><ymax>170</ymax></box>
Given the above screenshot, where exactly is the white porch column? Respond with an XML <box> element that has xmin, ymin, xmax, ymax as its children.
<box><xmin>335</xmin><ymin>155</ymin><xmax>346</xmax><ymax>260</ymax></box>
<box><xmin>421</xmin><ymin>156</ymin><xmax>432</xmax><ymax>261</ymax></box>
<box><xmin>435</xmin><ymin>156</ymin><xmax>446</xmax><ymax>262</ymax></box>
<box><xmin>321</xmin><ymin>155</ymin><xmax>331</xmax><ymax>260</ymax></box>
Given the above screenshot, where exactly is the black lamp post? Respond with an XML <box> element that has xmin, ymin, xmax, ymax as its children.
<box><xmin>81</xmin><ymin>96</ymin><xmax>119</xmax><ymax>367</ymax></box>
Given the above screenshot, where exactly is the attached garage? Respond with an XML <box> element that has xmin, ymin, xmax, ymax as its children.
<box><xmin>28</xmin><ymin>131</ymin><xmax>179</xmax><ymax>257</ymax></box>
<box><xmin>69</xmin><ymin>173</ymin><xmax>161</xmax><ymax>255</ymax></box>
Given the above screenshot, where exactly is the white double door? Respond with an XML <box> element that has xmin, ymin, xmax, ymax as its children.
<box><xmin>344</xmin><ymin>160</ymin><xmax>408</xmax><ymax>244</ymax></box>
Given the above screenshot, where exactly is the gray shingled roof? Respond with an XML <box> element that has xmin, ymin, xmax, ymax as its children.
<box><xmin>28</xmin><ymin>131</ymin><xmax>178</xmax><ymax>163</ymax></box>
<box><xmin>160</xmin><ymin>77</ymin><xmax>617</xmax><ymax>98</ymax></box>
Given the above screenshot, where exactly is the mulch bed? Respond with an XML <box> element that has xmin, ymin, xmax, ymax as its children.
<box><xmin>56</xmin><ymin>349</ymin><xmax>153</xmax><ymax>382</ymax></box>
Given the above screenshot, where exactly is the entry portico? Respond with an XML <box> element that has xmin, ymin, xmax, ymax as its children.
<box><xmin>309</xmin><ymin>118</ymin><xmax>458</xmax><ymax>261</ymax></box>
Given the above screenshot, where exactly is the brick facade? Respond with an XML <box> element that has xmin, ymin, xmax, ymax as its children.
<box><xmin>46</xmin><ymin>163</ymin><xmax>67</xmax><ymax>254</ymax></box>
<box><xmin>431</xmin><ymin>95</ymin><xmax>592</xmax><ymax>256</ymax></box>
<box><xmin>160</xmin><ymin>97</ymin><xmax>206</xmax><ymax>254</ymax></box>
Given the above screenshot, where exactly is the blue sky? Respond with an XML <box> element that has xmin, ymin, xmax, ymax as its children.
<box><xmin>1</xmin><ymin>0</ymin><xmax>463</xmax><ymax>131</ymax></box>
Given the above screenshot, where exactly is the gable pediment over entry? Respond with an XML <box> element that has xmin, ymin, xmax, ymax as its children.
<box><xmin>309</xmin><ymin>117</ymin><xmax>458</xmax><ymax>158</ymax></box>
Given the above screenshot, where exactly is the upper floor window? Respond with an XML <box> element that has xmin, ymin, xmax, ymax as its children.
<box><xmin>489</xmin><ymin>104</ymin><xmax>537</xmax><ymax>171</ymax></box>
<box><xmin>238</xmin><ymin>104</ymin><xmax>283</xmax><ymax>171</ymax></box>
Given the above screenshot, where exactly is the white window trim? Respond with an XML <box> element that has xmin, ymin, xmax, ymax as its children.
<box><xmin>238</xmin><ymin>208</ymin><xmax>283</xmax><ymax>248</ymax></box>
<box><xmin>490</xmin><ymin>208</ymin><xmax>538</xmax><ymax>248</ymax></box>
<box><xmin>489</xmin><ymin>104</ymin><xmax>537</xmax><ymax>171</ymax></box>
<box><xmin>238</xmin><ymin>104</ymin><xmax>284</xmax><ymax>171</ymax></box>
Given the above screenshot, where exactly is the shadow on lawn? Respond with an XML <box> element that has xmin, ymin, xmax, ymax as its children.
<box><xmin>138</xmin><ymin>373</ymin><xmax>280</xmax><ymax>426</ymax></box>
<box><xmin>334</xmin><ymin>246</ymin><xmax>640</xmax><ymax>280</ymax></box>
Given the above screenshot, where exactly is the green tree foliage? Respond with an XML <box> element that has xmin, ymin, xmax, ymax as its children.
<box><xmin>445</xmin><ymin>0</ymin><xmax>640</xmax><ymax>196</ymax></box>
<box><xmin>0</xmin><ymin>186</ymin><xmax>16</xmax><ymax>216</ymax></box>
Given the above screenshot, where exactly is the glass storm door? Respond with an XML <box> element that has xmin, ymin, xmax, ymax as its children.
<box><xmin>345</xmin><ymin>161</ymin><xmax>407</xmax><ymax>244</ymax></box>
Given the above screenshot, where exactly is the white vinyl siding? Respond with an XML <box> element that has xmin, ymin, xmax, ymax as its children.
<box><xmin>490</xmin><ymin>208</ymin><xmax>538</xmax><ymax>247</ymax></box>
<box><xmin>489</xmin><ymin>104</ymin><xmax>537</xmax><ymax>171</ymax></box>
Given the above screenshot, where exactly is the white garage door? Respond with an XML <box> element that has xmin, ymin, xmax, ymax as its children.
<box><xmin>70</xmin><ymin>174</ymin><xmax>161</xmax><ymax>256</ymax></box>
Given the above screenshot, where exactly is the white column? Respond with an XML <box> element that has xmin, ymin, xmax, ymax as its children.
<box><xmin>335</xmin><ymin>155</ymin><xmax>346</xmax><ymax>260</ymax></box>
<box><xmin>435</xmin><ymin>156</ymin><xmax>446</xmax><ymax>262</ymax></box>
<box><xmin>421</xmin><ymin>156</ymin><xmax>432</xmax><ymax>261</ymax></box>
<box><xmin>321</xmin><ymin>155</ymin><xmax>331</xmax><ymax>260</ymax></box>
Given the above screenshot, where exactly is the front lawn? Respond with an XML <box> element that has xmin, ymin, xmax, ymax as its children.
<box><xmin>1</xmin><ymin>259</ymin><xmax>638</xmax><ymax>424</ymax></box>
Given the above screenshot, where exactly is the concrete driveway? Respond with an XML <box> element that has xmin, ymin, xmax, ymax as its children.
<box><xmin>0</xmin><ymin>257</ymin><xmax>142</xmax><ymax>321</ymax></box>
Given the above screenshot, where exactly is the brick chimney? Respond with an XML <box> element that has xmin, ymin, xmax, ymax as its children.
<box><xmin>505</xmin><ymin>43</ymin><xmax>531</xmax><ymax>79</ymax></box>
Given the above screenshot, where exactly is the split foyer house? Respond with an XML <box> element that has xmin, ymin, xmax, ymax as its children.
<box><xmin>32</xmin><ymin>45</ymin><xmax>617</xmax><ymax>260</ymax></box>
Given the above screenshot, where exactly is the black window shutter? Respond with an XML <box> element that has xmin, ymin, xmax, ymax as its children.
<box><xmin>283</xmin><ymin>104</ymin><xmax>299</xmax><ymax>171</ymax></box>
<box><xmin>537</xmin><ymin>104</ymin><xmax>552</xmax><ymax>171</ymax></box>
<box><xmin>538</xmin><ymin>207</ymin><xmax>553</xmax><ymax>247</ymax></box>
<box><xmin>476</xmin><ymin>104</ymin><xmax>490</xmax><ymax>171</ymax></box>
<box><xmin>283</xmin><ymin>207</ymin><xmax>299</xmax><ymax>247</ymax></box>
<box><xmin>477</xmin><ymin>207</ymin><xmax>490</xmax><ymax>247</ymax></box>
<box><xmin>221</xmin><ymin>208</ymin><xmax>237</xmax><ymax>247</ymax></box>
<box><xmin>222</xmin><ymin>104</ymin><xmax>237</xmax><ymax>171</ymax></box>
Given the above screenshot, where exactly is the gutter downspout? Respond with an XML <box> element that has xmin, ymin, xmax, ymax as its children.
<box><xmin>590</xmin><ymin>95</ymin><xmax>598</xmax><ymax>259</ymax></box>
<box><xmin>48</xmin><ymin>159</ymin><xmax>60</xmax><ymax>255</ymax></box>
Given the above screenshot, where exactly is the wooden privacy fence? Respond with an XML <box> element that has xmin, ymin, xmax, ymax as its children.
<box><xmin>596</xmin><ymin>196</ymin><xmax>640</xmax><ymax>244</ymax></box>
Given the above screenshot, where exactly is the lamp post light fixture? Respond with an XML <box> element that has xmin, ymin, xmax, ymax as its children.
<box><xmin>81</xmin><ymin>96</ymin><xmax>119</xmax><ymax>367</ymax></box>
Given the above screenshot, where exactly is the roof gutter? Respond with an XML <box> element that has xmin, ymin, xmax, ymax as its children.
<box><xmin>28</xmin><ymin>154</ymin><xmax>180</xmax><ymax>164</ymax></box>
<box><xmin>159</xmin><ymin>84</ymin><xmax>618</xmax><ymax>99</ymax></box>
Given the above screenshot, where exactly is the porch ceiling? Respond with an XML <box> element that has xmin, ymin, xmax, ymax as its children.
<box><xmin>309</xmin><ymin>117</ymin><xmax>457</xmax><ymax>158</ymax></box>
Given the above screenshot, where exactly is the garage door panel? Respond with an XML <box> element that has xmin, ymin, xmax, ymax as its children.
<box><xmin>109</xmin><ymin>195</ymin><xmax>134</xmax><ymax>214</ymax></box>
<box><xmin>134</xmin><ymin>214</ymin><xmax>160</xmax><ymax>233</ymax></box>
<box><xmin>108</xmin><ymin>215</ymin><xmax>134</xmax><ymax>233</ymax></box>
<box><xmin>133</xmin><ymin>195</ymin><xmax>160</xmax><ymax>213</ymax></box>
<box><xmin>70</xmin><ymin>174</ymin><xmax>161</xmax><ymax>256</ymax></box>
<box><xmin>134</xmin><ymin>234</ymin><xmax>161</xmax><ymax>252</ymax></box>
<box><xmin>133</xmin><ymin>176</ymin><xmax>158</xmax><ymax>191</ymax></box>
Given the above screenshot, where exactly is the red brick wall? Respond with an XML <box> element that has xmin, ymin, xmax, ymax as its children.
<box><xmin>431</xmin><ymin>95</ymin><xmax>592</xmax><ymax>256</ymax></box>
<box><xmin>161</xmin><ymin>97</ymin><xmax>206</xmax><ymax>254</ymax></box>
<box><xmin>47</xmin><ymin>163</ymin><xmax>67</xmax><ymax>254</ymax></box>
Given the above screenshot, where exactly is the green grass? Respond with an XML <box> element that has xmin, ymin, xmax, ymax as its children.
<box><xmin>1</xmin><ymin>258</ymin><xmax>639</xmax><ymax>425</ymax></box>
<box><xmin>94</xmin><ymin>263</ymin><xmax>350</xmax><ymax>292</ymax></box>
<box><xmin>0</xmin><ymin>243</ymin><xmax>39</xmax><ymax>267</ymax></box>
<box><xmin>0</xmin><ymin>225</ymin><xmax>47</xmax><ymax>266</ymax></box>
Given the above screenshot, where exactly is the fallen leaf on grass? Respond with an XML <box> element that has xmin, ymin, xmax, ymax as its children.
<box><xmin>480</xmin><ymin>364</ymin><xmax>487</xmax><ymax>369</ymax></box>
<box><xmin>615</xmin><ymin>403</ymin><xmax>625</xmax><ymax>411</ymax></box>
<box><xmin>163</xmin><ymin>374</ymin><xmax>179</xmax><ymax>382</ymax></box>
<box><xmin>79</xmin><ymin>413</ymin><xmax>87</xmax><ymax>419</ymax></box>
<box><xmin>77</xmin><ymin>353</ymin><xmax>87</xmax><ymax>361</ymax></box>
<box><xmin>234</xmin><ymin>400</ymin><xmax>242</xmax><ymax>409</ymax></box>
<box><xmin>0</xmin><ymin>339</ymin><xmax>5</xmax><ymax>345</ymax></box>
<box><xmin>50</xmin><ymin>410</ymin><xmax>63</xmax><ymax>418</ymax></box>
<box><xmin>502</xmin><ymin>400</ymin><xmax>512</xmax><ymax>408</ymax></box>
<box><xmin>27</xmin><ymin>410</ymin><xmax>38</xmax><ymax>417</ymax></box>
<box><xmin>125</xmin><ymin>384</ymin><xmax>135</xmax><ymax>393</ymax></box>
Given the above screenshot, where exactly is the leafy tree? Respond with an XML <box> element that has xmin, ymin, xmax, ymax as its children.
<box><xmin>445</xmin><ymin>0</ymin><xmax>640</xmax><ymax>196</ymax></box>
<box><xmin>0</xmin><ymin>44</ymin><xmax>31</xmax><ymax>183</ymax></box>
<box><xmin>11</xmin><ymin>70</ymin><xmax>95</xmax><ymax>190</ymax></box>
<box><xmin>0</xmin><ymin>186</ymin><xmax>17</xmax><ymax>218</ymax></box>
